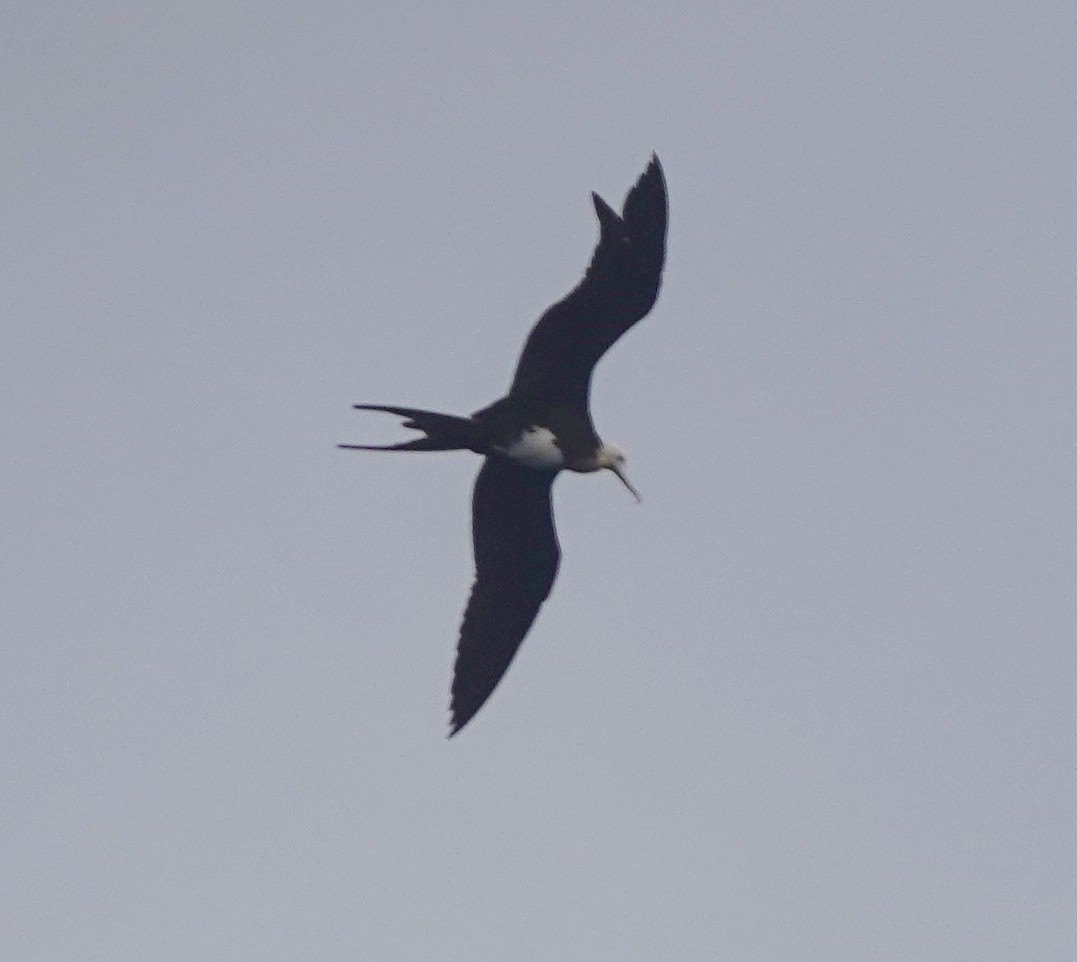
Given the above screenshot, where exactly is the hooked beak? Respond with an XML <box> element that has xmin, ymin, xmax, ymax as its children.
<box><xmin>609</xmin><ymin>464</ymin><xmax>642</xmax><ymax>503</ymax></box>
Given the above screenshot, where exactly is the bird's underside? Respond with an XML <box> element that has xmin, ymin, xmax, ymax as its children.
<box><xmin>340</xmin><ymin>155</ymin><xmax>668</xmax><ymax>735</ymax></box>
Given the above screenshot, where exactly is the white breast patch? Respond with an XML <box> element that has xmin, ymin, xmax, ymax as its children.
<box><xmin>499</xmin><ymin>426</ymin><xmax>565</xmax><ymax>471</ymax></box>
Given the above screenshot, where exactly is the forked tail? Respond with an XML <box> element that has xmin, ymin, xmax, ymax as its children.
<box><xmin>338</xmin><ymin>404</ymin><xmax>482</xmax><ymax>453</ymax></box>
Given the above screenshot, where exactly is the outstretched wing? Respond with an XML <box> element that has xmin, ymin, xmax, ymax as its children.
<box><xmin>508</xmin><ymin>154</ymin><xmax>668</xmax><ymax>406</ymax></box>
<box><xmin>450</xmin><ymin>457</ymin><xmax>560</xmax><ymax>735</ymax></box>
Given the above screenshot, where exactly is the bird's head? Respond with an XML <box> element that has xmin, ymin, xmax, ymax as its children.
<box><xmin>596</xmin><ymin>442</ymin><xmax>641</xmax><ymax>502</ymax></box>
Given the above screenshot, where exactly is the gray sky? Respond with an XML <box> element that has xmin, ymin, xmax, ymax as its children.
<box><xmin>5</xmin><ymin>2</ymin><xmax>1076</xmax><ymax>959</ymax></box>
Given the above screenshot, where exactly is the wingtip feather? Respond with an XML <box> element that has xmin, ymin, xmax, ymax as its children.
<box><xmin>592</xmin><ymin>191</ymin><xmax>620</xmax><ymax>230</ymax></box>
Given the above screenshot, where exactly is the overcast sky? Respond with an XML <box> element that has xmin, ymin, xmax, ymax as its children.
<box><xmin>5</xmin><ymin>2</ymin><xmax>1077</xmax><ymax>959</ymax></box>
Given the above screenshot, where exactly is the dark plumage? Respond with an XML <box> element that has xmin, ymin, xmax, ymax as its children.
<box><xmin>341</xmin><ymin>155</ymin><xmax>668</xmax><ymax>734</ymax></box>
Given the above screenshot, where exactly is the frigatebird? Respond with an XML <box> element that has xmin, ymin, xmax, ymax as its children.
<box><xmin>341</xmin><ymin>155</ymin><xmax>668</xmax><ymax>734</ymax></box>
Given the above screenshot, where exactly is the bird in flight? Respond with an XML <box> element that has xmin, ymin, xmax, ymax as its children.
<box><xmin>341</xmin><ymin>155</ymin><xmax>668</xmax><ymax>734</ymax></box>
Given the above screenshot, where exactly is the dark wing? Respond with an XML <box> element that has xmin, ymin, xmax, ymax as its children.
<box><xmin>449</xmin><ymin>457</ymin><xmax>560</xmax><ymax>735</ymax></box>
<box><xmin>508</xmin><ymin>154</ymin><xmax>668</xmax><ymax>406</ymax></box>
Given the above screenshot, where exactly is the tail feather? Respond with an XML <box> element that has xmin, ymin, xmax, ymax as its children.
<box><xmin>339</xmin><ymin>404</ymin><xmax>481</xmax><ymax>453</ymax></box>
